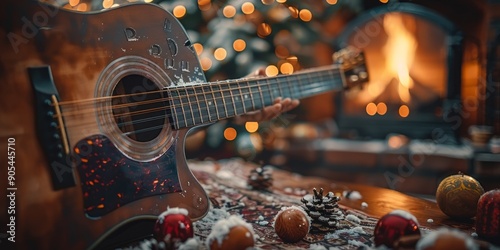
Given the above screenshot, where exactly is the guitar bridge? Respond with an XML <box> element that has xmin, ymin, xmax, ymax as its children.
<box><xmin>29</xmin><ymin>66</ymin><xmax>75</xmax><ymax>189</ymax></box>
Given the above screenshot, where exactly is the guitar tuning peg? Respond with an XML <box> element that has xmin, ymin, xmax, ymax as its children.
<box><xmin>349</xmin><ymin>75</ymin><xmax>359</xmax><ymax>83</ymax></box>
<box><xmin>359</xmin><ymin>72</ymin><xmax>368</xmax><ymax>79</ymax></box>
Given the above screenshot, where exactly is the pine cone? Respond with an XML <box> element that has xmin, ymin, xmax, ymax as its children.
<box><xmin>247</xmin><ymin>166</ymin><xmax>273</xmax><ymax>190</ymax></box>
<box><xmin>301</xmin><ymin>188</ymin><xmax>344</xmax><ymax>232</ymax></box>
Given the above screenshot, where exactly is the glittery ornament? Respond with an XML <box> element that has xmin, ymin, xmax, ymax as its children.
<box><xmin>436</xmin><ymin>173</ymin><xmax>484</xmax><ymax>219</ymax></box>
<box><xmin>273</xmin><ymin>206</ymin><xmax>310</xmax><ymax>243</ymax></box>
<box><xmin>207</xmin><ymin>215</ymin><xmax>255</xmax><ymax>250</ymax></box>
<box><xmin>153</xmin><ymin>208</ymin><xmax>194</xmax><ymax>244</ymax></box>
<box><xmin>301</xmin><ymin>188</ymin><xmax>344</xmax><ymax>232</ymax></box>
<box><xmin>374</xmin><ymin>210</ymin><xmax>421</xmax><ymax>248</ymax></box>
<box><xmin>475</xmin><ymin>189</ymin><xmax>500</xmax><ymax>245</ymax></box>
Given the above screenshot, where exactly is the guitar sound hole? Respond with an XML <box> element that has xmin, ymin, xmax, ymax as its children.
<box><xmin>112</xmin><ymin>74</ymin><xmax>166</xmax><ymax>142</ymax></box>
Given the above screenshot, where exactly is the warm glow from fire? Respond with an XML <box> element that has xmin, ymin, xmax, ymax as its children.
<box><xmin>362</xmin><ymin>13</ymin><xmax>417</xmax><ymax>117</ymax></box>
<box><xmin>383</xmin><ymin>13</ymin><xmax>416</xmax><ymax>104</ymax></box>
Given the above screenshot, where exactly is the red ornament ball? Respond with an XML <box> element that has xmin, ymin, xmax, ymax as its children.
<box><xmin>207</xmin><ymin>215</ymin><xmax>255</xmax><ymax>250</ymax></box>
<box><xmin>475</xmin><ymin>189</ymin><xmax>500</xmax><ymax>245</ymax></box>
<box><xmin>436</xmin><ymin>173</ymin><xmax>484</xmax><ymax>219</ymax></box>
<box><xmin>153</xmin><ymin>208</ymin><xmax>194</xmax><ymax>243</ymax></box>
<box><xmin>374</xmin><ymin>210</ymin><xmax>421</xmax><ymax>248</ymax></box>
<box><xmin>273</xmin><ymin>206</ymin><xmax>310</xmax><ymax>243</ymax></box>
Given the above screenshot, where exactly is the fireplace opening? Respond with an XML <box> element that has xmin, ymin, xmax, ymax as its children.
<box><xmin>334</xmin><ymin>3</ymin><xmax>464</xmax><ymax>142</ymax></box>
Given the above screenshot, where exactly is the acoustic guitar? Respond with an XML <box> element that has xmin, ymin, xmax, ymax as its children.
<box><xmin>0</xmin><ymin>1</ymin><xmax>368</xmax><ymax>249</ymax></box>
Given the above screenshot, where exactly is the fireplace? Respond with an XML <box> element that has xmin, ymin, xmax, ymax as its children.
<box><xmin>333</xmin><ymin>2</ymin><xmax>465</xmax><ymax>142</ymax></box>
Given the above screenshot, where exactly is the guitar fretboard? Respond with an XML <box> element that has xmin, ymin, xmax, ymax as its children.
<box><xmin>167</xmin><ymin>65</ymin><xmax>344</xmax><ymax>129</ymax></box>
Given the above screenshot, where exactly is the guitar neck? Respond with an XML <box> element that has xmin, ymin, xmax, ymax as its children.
<box><xmin>167</xmin><ymin>65</ymin><xmax>345</xmax><ymax>129</ymax></box>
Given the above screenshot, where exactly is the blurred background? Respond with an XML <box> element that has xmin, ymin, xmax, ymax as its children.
<box><xmin>45</xmin><ymin>0</ymin><xmax>500</xmax><ymax>195</ymax></box>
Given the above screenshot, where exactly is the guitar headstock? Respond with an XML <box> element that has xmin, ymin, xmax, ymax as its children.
<box><xmin>333</xmin><ymin>47</ymin><xmax>369</xmax><ymax>89</ymax></box>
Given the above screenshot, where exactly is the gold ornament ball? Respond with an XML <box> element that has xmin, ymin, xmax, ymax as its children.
<box><xmin>436</xmin><ymin>174</ymin><xmax>484</xmax><ymax>219</ymax></box>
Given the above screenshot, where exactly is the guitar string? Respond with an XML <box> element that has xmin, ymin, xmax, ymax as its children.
<box><xmin>58</xmin><ymin>71</ymin><xmax>337</xmax><ymax>123</ymax></box>
<box><xmin>60</xmin><ymin>73</ymin><xmax>340</xmax><ymax>131</ymax></box>
<box><xmin>54</xmin><ymin>64</ymin><xmax>341</xmax><ymax>108</ymax></box>
<box><xmin>61</xmin><ymin>82</ymin><xmax>331</xmax><ymax>125</ymax></box>
<box><xmin>58</xmin><ymin>73</ymin><xmax>334</xmax><ymax>119</ymax></box>
<box><xmin>61</xmin><ymin>82</ymin><xmax>334</xmax><ymax>134</ymax></box>
<box><xmin>62</xmin><ymin>85</ymin><xmax>331</xmax><ymax>141</ymax></box>
<box><xmin>56</xmin><ymin>68</ymin><xmax>341</xmax><ymax>120</ymax></box>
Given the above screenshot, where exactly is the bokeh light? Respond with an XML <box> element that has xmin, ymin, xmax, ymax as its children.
<box><xmin>242</xmin><ymin>2</ymin><xmax>255</xmax><ymax>15</ymax></box>
<box><xmin>198</xmin><ymin>0</ymin><xmax>211</xmax><ymax>11</ymax></box>
<box><xmin>76</xmin><ymin>3</ymin><xmax>87</xmax><ymax>11</ymax></box>
<box><xmin>288</xmin><ymin>6</ymin><xmax>299</xmax><ymax>18</ymax></box>
<box><xmin>376</xmin><ymin>102</ymin><xmax>387</xmax><ymax>115</ymax></box>
<box><xmin>200</xmin><ymin>57</ymin><xmax>212</xmax><ymax>71</ymax></box>
<box><xmin>245</xmin><ymin>122</ymin><xmax>259</xmax><ymax>133</ymax></box>
<box><xmin>265</xmin><ymin>65</ymin><xmax>279</xmax><ymax>76</ymax></box>
<box><xmin>224</xmin><ymin>127</ymin><xmax>237</xmax><ymax>141</ymax></box>
<box><xmin>366</xmin><ymin>102</ymin><xmax>377</xmax><ymax>116</ymax></box>
<box><xmin>299</xmin><ymin>9</ymin><xmax>312</xmax><ymax>22</ymax></box>
<box><xmin>223</xmin><ymin>5</ymin><xmax>236</xmax><ymax>18</ymax></box>
<box><xmin>233</xmin><ymin>39</ymin><xmax>246</xmax><ymax>52</ymax></box>
<box><xmin>257</xmin><ymin>23</ymin><xmax>272</xmax><ymax>37</ymax></box>
<box><xmin>193</xmin><ymin>43</ymin><xmax>203</xmax><ymax>55</ymax></box>
<box><xmin>173</xmin><ymin>5</ymin><xmax>187</xmax><ymax>18</ymax></box>
<box><xmin>102</xmin><ymin>0</ymin><xmax>113</xmax><ymax>9</ymax></box>
<box><xmin>399</xmin><ymin>105</ymin><xmax>410</xmax><ymax>118</ymax></box>
<box><xmin>280</xmin><ymin>62</ymin><xmax>294</xmax><ymax>74</ymax></box>
<box><xmin>214</xmin><ymin>48</ymin><xmax>227</xmax><ymax>61</ymax></box>
<box><xmin>275</xmin><ymin>45</ymin><xmax>289</xmax><ymax>58</ymax></box>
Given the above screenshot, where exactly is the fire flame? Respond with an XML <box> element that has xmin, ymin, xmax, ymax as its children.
<box><xmin>361</xmin><ymin>13</ymin><xmax>417</xmax><ymax>117</ymax></box>
<box><xmin>383</xmin><ymin>13</ymin><xmax>416</xmax><ymax>104</ymax></box>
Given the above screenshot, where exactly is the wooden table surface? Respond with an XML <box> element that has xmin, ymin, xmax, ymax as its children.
<box><xmin>267</xmin><ymin>161</ymin><xmax>475</xmax><ymax>233</ymax></box>
<box><xmin>119</xmin><ymin>159</ymin><xmax>490</xmax><ymax>249</ymax></box>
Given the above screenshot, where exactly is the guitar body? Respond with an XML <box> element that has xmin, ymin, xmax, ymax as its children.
<box><xmin>0</xmin><ymin>1</ymin><xmax>209</xmax><ymax>249</ymax></box>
